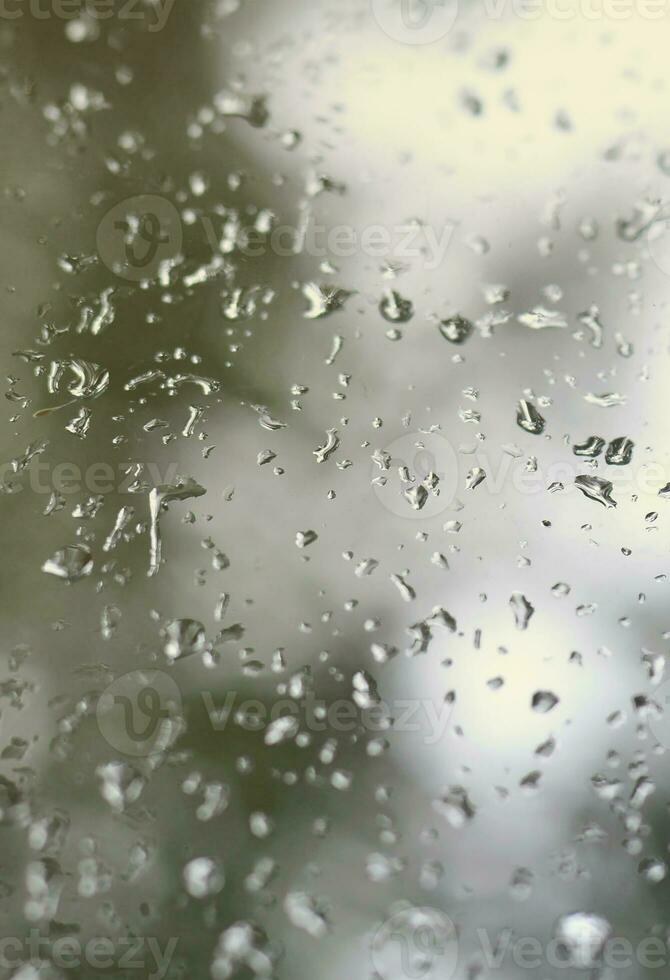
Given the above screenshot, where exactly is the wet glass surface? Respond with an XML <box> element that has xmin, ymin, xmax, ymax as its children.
<box><xmin>2</xmin><ymin>1</ymin><xmax>670</xmax><ymax>978</ymax></box>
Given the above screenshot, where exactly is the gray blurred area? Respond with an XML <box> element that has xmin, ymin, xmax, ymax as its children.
<box><xmin>0</xmin><ymin>0</ymin><xmax>670</xmax><ymax>978</ymax></box>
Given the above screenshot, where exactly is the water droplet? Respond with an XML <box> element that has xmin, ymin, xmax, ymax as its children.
<box><xmin>432</xmin><ymin>786</ymin><xmax>476</xmax><ymax>828</ymax></box>
<box><xmin>573</xmin><ymin>436</ymin><xmax>605</xmax><ymax>458</ymax></box>
<box><xmin>553</xmin><ymin>913</ymin><xmax>611</xmax><ymax>969</ymax></box>
<box><xmin>438</xmin><ymin>315</ymin><xmax>473</xmax><ymax>344</ymax></box>
<box><xmin>531</xmin><ymin>690</ymin><xmax>559</xmax><ymax>713</ymax></box>
<box><xmin>284</xmin><ymin>892</ymin><xmax>329</xmax><ymax>938</ymax></box>
<box><xmin>296</xmin><ymin>530</ymin><xmax>318</xmax><ymax>548</ymax></box>
<box><xmin>516</xmin><ymin>400</ymin><xmax>545</xmax><ymax>434</ymax></box>
<box><xmin>264</xmin><ymin>716</ymin><xmax>299</xmax><ymax>746</ymax></box>
<box><xmin>148</xmin><ymin>477</ymin><xmax>206</xmax><ymax>577</ymax></box>
<box><xmin>509</xmin><ymin>593</ymin><xmax>534</xmax><ymax>630</ymax></box>
<box><xmin>183</xmin><ymin>857</ymin><xmax>224</xmax><ymax>898</ymax></box>
<box><xmin>638</xmin><ymin>857</ymin><xmax>667</xmax><ymax>883</ymax></box>
<box><xmin>42</xmin><ymin>545</ymin><xmax>93</xmax><ymax>582</ymax></box>
<box><xmin>605</xmin><ymin>437</ymin><xmax>634</xmax><ymax>466</ymax></box>
<box><xmin>575</xmin><ymin>475</ymin><xmax>617</xmax><ymax>508</ymax></box>
<box><xmin>163</xmin><ymin>620</ymin><xmax>206</xmax><ymax>663</ymax></box>
<box><xmin>303</xmin><ymin>282</ymin><xmax>352</xmax><ymax>319</ymax></box>
<box><xmin>380</xmin><ymin>290</ymin><xmax>414</xmax><ymax>323</ymax></box>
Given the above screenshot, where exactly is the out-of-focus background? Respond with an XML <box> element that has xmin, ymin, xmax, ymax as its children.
<box><xmin>2</xmin><ymin>0</ymin><xmax>670</xmax><ymax>977</ymax></box>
